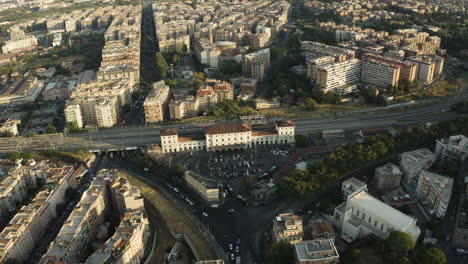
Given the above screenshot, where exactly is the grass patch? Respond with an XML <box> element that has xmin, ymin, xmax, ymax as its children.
<box><xmin>4</xmin><ymin>149</ymin><xmax>93</xmax><ymax>164</ymax></box>
<box><xmin>118</xmin><ymin>170</ymin><xmax>217</xmax><ymax>260</ymax></box>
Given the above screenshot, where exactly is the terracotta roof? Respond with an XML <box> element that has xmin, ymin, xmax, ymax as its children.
<box><xmin>205</xmin><ymin>123</ymin><xmax>251</xmax><ymax>135</ymax></box>
<box><xmin>178</xmin><ymin>134</ymin><xmax>205</xmax><ymax>142</ymax></box>
<box><xmin>160</xmin><ymin>128</ymin><xmax>179</xmax><ymax>136</ymax></box>
<box><xmin>252</xmin><ymin>130</ymin><xmax>277</xmax><ymax>136</ymax></box>
<box><xmin>276</xmin><ymin>120</ymin><xmax>295</xmax><ymax>127</ymax></box>
<box><xmin>311</xmin><ymin>220</ymin><xmax>335</xmax><ymax>236</ymax></box>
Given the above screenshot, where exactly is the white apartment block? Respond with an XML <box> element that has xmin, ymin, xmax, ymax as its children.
<box><xmin>334</xmin><ymin>189</ymin><xmax>421</xmax><ymax>243</ymax></box>
<box><xmin>242</xmin><ymin>48</ymin><xmax>270</xmax><ymax>81</ymax></box>
<box><xmin>272</xmin><ymin>213</ymin><xmax>303</xmax><ymax>244</ymax></box>
<box><xmin>0</xmin><ymin>165</ymin><xmax>77</xmax><ymax>263</ymax></box>
<box><xmin>316</xmin><ymin>59</ymin><xmax>362</xmax><ymax>94</ymax></box>
<box><xmin>416</xmin><ymin>170</ymin><xmax>453</xmax><ymax>217</ymax></box>
<box><xmin>435</xmin><ymin>135</ymin><xmax>468</xmax><ymax>164</ymax></box>
<box><xmin>160</xmin><ymin>120</ymin><xmax>295</xmax><ymax>153</ymax></box>
<box><xmin>193</xmin><ymin>38</ymin><xmax>221</xmax><ymax>68</ymax></box>
<box><xmin>361</xmin><ymin>56</ymin><xmax>400</xmax><ymax>88</ymax></box>
<box><xmin>144</xmin><ymin>81</ymin><xmax>170</xmax><ymax>124</ymax></box>
<box><xmin>306</xmin><ymin>56</ymin><xmax>334</xmax><ymax>80</ymax></box>
<box><xmin>64</xmin><ymin>101</ymin><xmax>84</xmax><ymax>128</ymax></box>
<box><xmin>400</xmin><ymin>148</ymin><xmax>435</xmax><ymax>185</ymax></box>
<box><xmin>40</xmin><ymin>176</ymin><xmax>109</xmax><ymax>264</ymax></box>
<box><xmin>1</xmin><ymin>36</ymin><xmax>37</xmax><ymax>54</ymax></box>
<box><xmin>94</xmin><ymin>98</ymin><xmax>118</xmax><ymax>128</ymax></box>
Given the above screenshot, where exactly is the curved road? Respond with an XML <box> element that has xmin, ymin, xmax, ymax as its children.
<box><xmin>0</xmin><ymin>87</ymin><xmax>467</xmax><ymax>153</ymax></box>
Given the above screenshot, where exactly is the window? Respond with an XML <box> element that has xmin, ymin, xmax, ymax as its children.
<box><xmin>374</xmin><ymin>220</ymin><xmax>378</xmax><ymax>227</ymax></box>
<box><xmin>356</xmin><ymin>210</ymin><xmax>360</xmax><ymax>217</ymax></box>
<box><xmin>362</xmin><ymin>213</ymin><xmax>366</xmax><ymax>220</ymax></box>
<box><xmin>368</xmin><ymin>217</ymin><xmax>371</xmax><ymax>223</ymax></box>
<box><xmin>380</xmin><ymin>224</ymin><xmax>384</xmax><ymax>231</ymax></box>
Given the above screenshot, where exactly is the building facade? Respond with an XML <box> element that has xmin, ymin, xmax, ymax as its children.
<box><xmin>375</xmin><ymin>163</ymin><xmax>402</xmax><ymax>190</ymax></box>
<box><xmin>294</xmin><ymin>239</ymin><xmax>339</xmax><ymax>264</ymax></box>
<box><xmin>400</xmin><ymin>148</ymin><xmax>435</xmax><ymax>185</ymax></box>
<box><xmin>316</xmin><ymin>59</ymin><xmax>362</xmax><ymax>94</ymax></box>
<box><xmin>272</xmin><ymin>213</ymin><xmax>303</xmax><ymax>244</ymax></box>
<box><xmin>160</xmin><ymin>121</ymin><xmax>295</xmax><ymax>153</ymax></box>
<box><xmin>435</xmin><ymin>135</ymin><xmax>468</xmax><ymax>164</ymax></box>
<box><xmin>416</xmin><ymin>170</ymin><xmax>453</xmax><ymax>217</ymax></box>
<box><xmin>144</xmin><ymin>81</ymin><xmax>170</xmax><ymax>124</ymax></box>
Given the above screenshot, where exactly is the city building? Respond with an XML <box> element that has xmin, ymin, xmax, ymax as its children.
<box><xmin>184</xmin><ymin>170</ymin><xmax>219</xmax><ymax>203</ymax></box>
<box><xmin>0</xmin><ymin>162</ymin><xmax>78</xmax><ymax>263</ymax></box>
<box><xmin>362</xmin><ymin>53</ymin><xmax>416</xmax><ymax>84</ymax></box>
<box><xmin>160</xmin><ymin>120</ymin><xmax>295</xmax><ymax>153</ymax></box>
<box><xmin>342</xmin><ymin>177</ymin><xmax>368</xmax><ymax>199</ymax></box>
<box><xmin>334</xmin><ymin>189</ymin><xmax>421</xmax><ymax>243</ymax></box>
<box><xmin>42</xmin><ymin>80</ymin><xmax>76</xmax><ymax>101</ymax></box>
<box><xmin>144</xmin><ymin>81</ymin><xmax>170</xmax><ymax>124</ymax></box>
<box><xmin>301</xmin><ymin>41</ymin><xmax>355</xmax><ymax>62</ymax></box>
<box><xmin>40</xmin><ymin>176</ymin><xmax>109</xmax><ymax>263</ymax></box>
<box><xmin>416</xmin><ymin>170</ymin><xmax>453</xmax><ymax>217</ymax></box>
<box><xmin>306</xmin><ymin>56</ymin><xmax>335</xmax><ymax>82</ymax></box>
<box><xmin>361</xmin><ymin>54</ymin><xmax>400</xmax><ymax>88</ymax></box>
<box><xmin>407</xmin><ymin>55</ymin><xmax>444</xmax><ymax>83</ymax></box>
<box><xmin>1</xmin><ymin>36</ymin><xmax>37</xmax><ymax>54</ymax></box>
<box><xmin>242</xmin><ymin>48</ymin><xmax>270</xmax><ymax>81</ymax></box>
<box><xmin>169</xmin><ymin>94</ymin><xmax>199</xmax><ymax>120</ymax></box>
<box><xmin>193</xmin><ymin>38</ymin><xmax>221</xmax><ymax>68</ymax></box>
<box><xmin>400</xmin><ymin>148</ymin><xmax>435</xmax><ymax>185</ymax></box>
<box><xmin>0</xmin><ymin>118</ymin><xmax>20</xmax><ymax>136</ymax></box>
<box><xmin>310</xmin><ymin>219</ymin><xmax>336</xmax><ymax>240</ymax></box>
<box><xmin>316</xmin><ymin>59</ymin><xmax>362</xmax><ymax>94</ymax></box>
<box><xmin>0</xmin><ymin>75</ymin><xmax>45</xmax><ymax>105</ymax></box>
<box><xmin>374</xmin><ymin>163</ymin><xmax>402</xmax><ymax>190</ymax></box>
<box><xmin>294</xmin><ymin>239</ymin><xmax>339</xmax><ymax>264</ymax></box>
<box><xmin>64</xmin><ymin>100</ymin><xmax>83</xmax><ymax>128</ymax></box>
<box><xmin>435</xmin><ymin>135</ymin><xmax>468</xmax><ymax>164</ymax></box>
<box><xmin>272</xmin><ymin>213</ymin><xmax>303</xmax><ymax>244</ymax></box>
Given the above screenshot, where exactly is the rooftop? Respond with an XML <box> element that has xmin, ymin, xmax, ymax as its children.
<box><xmin>205</xmin><ymin>123</ymin><xmax>252</xmax><ymax>135</ymax></box>
<box><xmin>419</xmin><ymin>170</ymin><xmax>454</xmax><ymax>202</ymax></box>
<box><xmin>375</xmin><ymin>163</ymin><xmax>402</xmax><ymax>177</ymax></box>
<box><xmin>295</xmin><ymin>239</ymin><xmax>338</xmax><ymax>261</ymax></box>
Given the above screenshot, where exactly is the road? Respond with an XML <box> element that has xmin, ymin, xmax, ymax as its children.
<box><xmin>0</xmin><ymin>85</ymin><xmax>467</xmax><ymax>153</ymax></box>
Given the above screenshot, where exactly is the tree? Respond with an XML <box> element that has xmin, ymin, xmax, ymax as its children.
<box><xmin>192</xmin><ymin>72</ymin><xmax>205</xmax><ymax>89</ymax></box>
<box><xmin>166</xmin><ymin>79</ymin><xmax>176</xmax><ymax>88</ymax></box>
<box><xmin>264</xmin><ymin>242</ymin><xmax>294</xmax><ymax>264</ymax></box>
<box><xmin>304</xmin><ymin>98</ymin><xmax>316</xmax><ymax>111</ymax></box>
<box><xmin>349</xmin><ymin>248</ymin><xmax>361</xmax><ymax>260</ymax></box>
<box><xmin>168</xmin><ymin>164</ymin><xmax>186</xmax><ymax>181</ymax></box>
<box><xmin>46</xmin><ymin>123</ymin><xmax>57</xmax><ymax>134</ymax></box>
<box><xmin>295</xmin><ymin>134</ymin><xmax>311</xmax><ymax>148</ymax></box>
<box><xmin>155</xmin><ymin>52</ymin><xmax>168</xmax><ymax>79</ymax></box>
<box><xmin>65</xmin><ymin>121</ymin><xmax>81</xmax><ymax>132</ymax></box>
<box><xmin>419</xmin><ymin>247</ymin><xmax>447</xmax><ymax>264</ymax></box>
<box><xmin>385</xmin><ymin>231</ymin><xmax>415</xmax><ymax>254</ymax></box>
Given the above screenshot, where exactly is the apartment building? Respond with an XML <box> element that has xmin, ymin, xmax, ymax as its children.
<box><xmin>416</xmin><ymin>170</ymin><xmax>453</xmax><ymax>217</ymax></box>
<box><xmin>375</xmin><ymin>163</ymin><xmax>402</xmax><ymax>190</ymax></box>
<box><xmin>144</xmin><ymin>81</ymin><xmax>170</xmax><ymax>124</ymax></box>
<box><xmin>242</xmin><ymin>48</ymin><xmax>270</xmax><ymax>81</ymax></box>
<box><xmin>301</xmin><ymin>41</ymin><xmax>356</xmax><ymax>62</ymax></box>
<box><xmin>0</xmin><ymin>75</ymin><xmax>44</xmax><ymax>105</ymax></box>
<box><xmin>1</xmin><ymin>36</ymin><xmax>37</xmax><ymax>54</ymax></box>
<box><xmin>42</xmin><ymin>80</ymin><xmax>76</xmax><ymax>101</ymax></box>
<box><xmin>361</xmin><ymin>54</ymin><xmax>400</xmax><ymax>88</ymax></box>
<box><xmin>169</xmin><ymin>94</ymin><xmax>199</xmax><ymax>120</ymax></box>
<box><xmin>400</xmin><ymin>148</ymin><xmax>435</xmax><ymax>185</ymax></box>
<box><xmin>0</xmin><ymin>117</ymin><xmax>20</xmax><ymax>136</ymax></box>
<box><xmin>40</xmin><ymin>176</ymin><xmax>109</xmax><ymax>264</ymax></box>
<box><xmin>407</xmin><ymin>55</ymin><xmax>444</xmax><ymax>83</ymax></box>
<box><xmin>272</xmin><ymin>213</ymin><xmax>303</xmax><ymax>244</ymax></box>
<box><xmin>0</xmin><ymin>165</ymin><xmax>77</xmax><ymax>263</ymax></box>
<box><xmin>193</xmin><ymin>38</ymin><xmax>221</xmax><ymax>68</ymax></box>
<box><xmin>94</xmin><ymin>98</ymin><xmax>118</xmax><ymax>127</ymax></box>
<box><xmin>294</xmin><ymin>239</ymin><xmax>339</xmax><ymax>264</ymax></box>
<box><xmin>435</xmin><ymin>135</ymin><xmax>468</xmax><ymax>164</ymax></box>
<box><xmin>64</xmin><ymin>100</ymin><xmax>83</xmax><ymax>128</ymax></box>
<box><xmin>334</xmin><ymin>189</ymin><xmax>421</xmax><ymax>243</ymax></box>
<box><xmin>316</xmin><ymin>59</ymin><xmax>362</xmax><ymax>94</ymax></box>
<box><xmin>84</xmin><ymin>173</ymin><xmax>148</xmax><ymax>264</ymax></box>
<box><xmin>160</xmin><ymin>120</ymin><xmax>295</xmax><ymax>153</ymax></box>
<box><xmin>306</xmin><ymin>56</ymin><xmax>335</xmax><ymax>81</ymax></box>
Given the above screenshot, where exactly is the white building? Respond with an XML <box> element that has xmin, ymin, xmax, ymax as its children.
<box><xmin>1</xmin><ymin>36</ymin><xmax>37</xmax><ymax>54</ymax></box>
<box><xmin>400</xmin><ymin>148</ymin><xmax>435</xmax><ymax>185</ymax></box>
<box><xmin>361</xmin><ymin>55</ymin><xmax>400</xmax><ymax>89</ymax></box>
<box><xmin>272</xmin><ymin>213</ymin><xmax>303</xmax><ymax>244</ymax></box>
<box><xmin>64</xmin><ymin>101</ymin><xmax>84</xmax><ymax>128</ymax></box>
<box><xmin>316</xmin><ymin>59</ymin><xmax>362</xmax><ymax>94</ymax></box>
<box><xmin>160</xmin><ymin>120</ymin><xmax>295</xmax><ymax>153</ymax></box>
<box><xmin>435</xmin><ymin>135</ymin><xmax>468</xmax><ymax>164</ymax></box>
<box><xmin>334</xmin><ymin>189</ymin><xmax>421</xmax><ymax>243</ymax></box>
<box><xmin>416</xmin><ymin>170</ymin><xmax>453</xmax><ymax>217</ymax></box>
<box><xmin>341</xmin><ymin>177</ymin><xmax>368</xmax><ymax>199</ymax></box>
<box><xmin>193</xmin><ymin>38</ymin><xmax>221</xmax><ymax>68</ymax></box>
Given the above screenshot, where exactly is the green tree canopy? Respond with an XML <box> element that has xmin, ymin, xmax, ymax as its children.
<box><xmin>385</xmin><ymin>231</ymin><xmax>415</xmax><ymax>253</ymax></box>
<box><xmin>192</xmin><ymin>72</ymin><xmax>206</xmax><ymax>89</ymax></box>
<box><xmin>46</xmin><ymin>124</ymin><xmax>57</xmax><ymax>134</ymax></box>
<box><xmin>420</xmin><ymin>247</ymin><xmax>447</xmax><ymax>264</ymax></box>
<box><xmin>304</xmin><ymin>98</ymin><xmax>316</xmax><ymax>111</ymax></box>
<box><xmin>155</xmin><ymin>52</ymin><xmax>168</xmax><ymax>80</ymax></box>
<box><xmin>264</xmin><ymin>242</ymin><xmax>294</xmax><ymax>264</ymax></box>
